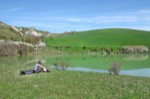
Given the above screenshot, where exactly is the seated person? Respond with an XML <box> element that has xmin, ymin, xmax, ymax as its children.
<box><xmin>33</xmin><ymin>61</ymin><xmax>50</xmax><ymax>73</ymax></box>
<box><xmin>20</xmin><ymin>61</ymin><xmax>50</xmax><ymax>75</ymax></box>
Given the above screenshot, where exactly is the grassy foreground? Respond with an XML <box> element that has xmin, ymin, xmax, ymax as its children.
<box><xmin>0</xmin><ymin>57</ymin><xmax>150</xmax><ymax>99</ymax></box>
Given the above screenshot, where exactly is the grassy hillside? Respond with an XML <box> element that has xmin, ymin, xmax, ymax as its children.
<box><xmin>0</xmin><ymin>21</ymin><xmax>50</xmax><ymax>57</ymax></box>
<box><xmin>0</xmin><ymin>21</ymin><xmax>23</xmax><ymax>41</ymax></box>
<box><xmin>45</xmin><ymin>28</ymin><xmax>150</xmax><ymax>48</ymax></box>
<box><xmin>0</xmin><ymin>21</ymin><xmax>49</xmax><ymax>43</ymax></box>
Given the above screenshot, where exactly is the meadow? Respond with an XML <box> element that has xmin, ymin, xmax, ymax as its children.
<box><xmin>1</xmin><ymin>28</ymin><xmax>150</xmax><ymax>99</ymax></box>
<box><xmin>0</xmin><ymin>55</ymin><xmax>150</xmax><ymax>99</ymax></box>
<box><xmin>45</xmin><ymin>28</ymin><xmax>150</xmax><ymax>49</ymax></box>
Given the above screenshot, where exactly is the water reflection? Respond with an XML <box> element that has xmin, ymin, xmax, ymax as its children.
<box><xmin>123</xmin><ymin>54</ymin><xmax>149</xmax><ymax>61</ymax></box>
<box><xmin>65</xmin><ymin>67</ymin><xmax>150</xmax><ymax>77</ymax></box>
<box><xmin>30</xmin><ymin>53</ymin><xmax>150</xmax><ymax>77</ymax></box>
<box><xmin>120</xmin><ymin>69</ymin><xmax>150</xmax><ymax>77</ymax></box>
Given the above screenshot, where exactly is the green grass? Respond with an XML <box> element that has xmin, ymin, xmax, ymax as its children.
<box><xmin>1</xmin><ymin>27</ymin><xmax>150</xmax><ymax>98</ymax></box>
<box><xmin>45</xmin><ymin>28</ymin><xmax>150</xmax><ymax>49</ymax></box>
<box><xmin>0</xmin><ymin>22</ymin><xmax>23</xmax><ymax>41</ymax></box>
<box><xmin>0</xmin><ymin>57</ymin><xmax>150</xmax><ymax>99</ymax></box>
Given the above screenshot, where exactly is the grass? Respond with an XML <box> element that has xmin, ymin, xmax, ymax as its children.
<box><xmin>0</xmin><ymin>56</ymin><xmax>150</xmax><ymax>99</ymax></box>
<box><xmin>45</xmin><ymin>28</ymin><xmax>150</xmax><ymax>49</ymax></box>
<box><xmin>0</xmin><ymin>23</ymin><xmax>23</xmax><ymax>41</ymax></box>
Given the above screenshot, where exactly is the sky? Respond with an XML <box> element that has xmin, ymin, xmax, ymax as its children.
<box><xmin>0</xmin><ymin>0</ymin><xmax>150</xmax><ymax>33</ymax></box>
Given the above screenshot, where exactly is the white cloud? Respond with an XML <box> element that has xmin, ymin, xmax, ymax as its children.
<box><xmin>11</xmin><ymin>9</ymin><xmax>150</xmax><ymax>24</ymax></box>
<box><xmin>137</xmin><ymin>9</ymin><xmax>150</xmax><ymax>14</ymax></box>
<box><xmin>67</xmin><ymin>9</ymin><xmax>150</xmax><ymax>23</ymax></box>
<box><xmin>6</xmin><ymin>9</ymin><xmax>150</xmax><ymax>32</ymax></box>
<box><xmin>67</xmin><ymin>16</ymin><xmax>139</xmax><ymax>23</ymax></box>
<box><xmin>2</xmin><ymin>7</ymin><xmax>24</xmax><ymax>13</ymax></box>
<box><xmin>131</xmin><ymin>26</ymin><xmax>150</xmax><ymax>31</ymax></box>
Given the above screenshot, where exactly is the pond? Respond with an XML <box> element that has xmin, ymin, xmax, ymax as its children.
<box><xmin>46</xmin><ymin>54</ymin><xmax>150</xmax><ymax>77</ymax></box>
<box><xmin>65</xmin><ymin>67</ymin><xmax>150</xmax><ymax>77</ymax></box>
<box><xmin>1</xmin><ymin>54</ymin><xmax>149</xmax><ymax>77</ymax></box>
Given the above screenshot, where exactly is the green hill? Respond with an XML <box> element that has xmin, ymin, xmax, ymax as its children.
<box><xmin>45</xmin><ymin>28</ymin><xmax>150</xmax><ymax>49</ymax></box>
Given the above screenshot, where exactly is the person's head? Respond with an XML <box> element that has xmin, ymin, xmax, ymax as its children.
<box><xmin>38</xmin><ymin>61</ymin><xmax>42</xmax><ymax>65</ymax></box>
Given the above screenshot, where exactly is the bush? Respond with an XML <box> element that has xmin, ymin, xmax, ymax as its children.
<box><xmin>108</xmin><ymin>61</ymin><xmax>121</xmax><ymax>75</ymax></box>
<box><xmin>121</xmin><ymin>45</ymin><xmax>149</xmax><ymax>54</ymax></box>
<box><xmin>0</xmin><ymin>42</ymin><xmax>17</xmax><ymax>57</ymax></box>
<box><xmin>0</xmin><ymin>42</ymin><xmax>34</xmax><ymax>57</ymax></box>
<box><xmin>53</xmin><ymin>61</ymin><xmax>69</xmax><ymax>70</ymax></box>
<box><xmin>18</xmin><ymin>44</ymin><xmax>33</xmax><ymax>56</ymax></box>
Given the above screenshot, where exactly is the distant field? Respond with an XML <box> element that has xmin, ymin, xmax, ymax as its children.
<box><xmin>45</xmin><ymin>28</ymin><xmax>150</xmax><ymax>48</ymax></box>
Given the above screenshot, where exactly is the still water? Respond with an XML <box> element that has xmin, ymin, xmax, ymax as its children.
<box><xmin>48</xmin><ymin>54</ymin><xmax>150</xmax><ymax>77</ymax></box>
<box><xmin>1</xmin><ymin>54</ymin><xmax>149</xmax><ymax>77</ymax></box>
<box><xmin>66</xmin><ymin>67</ymin><xmax>150</xmax><ymax>77</ymax></box>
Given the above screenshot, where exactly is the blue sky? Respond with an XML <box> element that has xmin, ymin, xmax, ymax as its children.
<box><xmin>0</xmin><ymin>0</ymin><xmax>150</xmax><ymax>33</ymax></box>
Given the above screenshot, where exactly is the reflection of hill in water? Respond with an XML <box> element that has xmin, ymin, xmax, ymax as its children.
<box><xmin>66</xmin><ymin>67</ymin><xmax>150</xmax><ymax>77</ymax></box>
<box><xmin>123</xmin><ymin>54</ymin><xmax>149</xmax><ymax>61</ymax></box>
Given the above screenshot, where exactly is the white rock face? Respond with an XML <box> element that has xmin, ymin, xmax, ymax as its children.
<box><xmin>11</xmin><ymin>26</ymin><xmax>24</xmax><ymax>35</ymax></box>
<box><xmin>30</xmin><ymin>31</ymin><xmax>42</xmax><ymax>37</ymax></box>
<box><xmin>36</xmin><ymin>41</ymin><xmax>46</xmax><ymax>47</ymax></box>
<box><xmin>0</xmin><ymin>40</ymin><xmax>46</xmax><ymax>48</ymax></box>
<box><xmin>0</xmin><ymin>40</ymin><xmax>34</xmax><ymax>47</ymax></box>
<box><xmin>11</xmin><ymin>26</ymin><xmax>19</xmax><ymax>32</ymax></box>
<box><xmin>25</xmin><ymin>28</ymin><xmax>42</xmax><ymax>37</ymax></box>
<box><xmin>11</xmin><ymin>26</ymin><xmax>43</xmax><ymax>37</ymax></box>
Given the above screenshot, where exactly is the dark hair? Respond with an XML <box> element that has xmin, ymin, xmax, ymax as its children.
<box><xmin>38</xmin><ymin>61</ymin><xmax>42</xmax><ymax>64</ymax></box>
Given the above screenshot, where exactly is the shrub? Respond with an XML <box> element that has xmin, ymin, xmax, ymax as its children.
<box><xmin>53</xmin><ymin>61</ymin><xmax>69</xmax><ymax>70</ymax></box>
<box><xmin>0</xmin><ymin>42</ymin><xmax>17</xmax><ymax>57</ymax></box>
<box><xmin>108</xmin><ymin>61</ymin><xmax>121</xmax><ymax>75</ymax></box>
<box><xmin>121</xmin><ymin>45</ymin><xmax>149</xmax><ymax>54</ymax></box>
<box><xmin>18</xmin><ymin>44</ymin><xmax>32</xmax><ymax>56</ymax></box>
<box><xmin>0</xmin><ymin>41</ymin><xmax>34</xmax><ymax>57</ymax></box>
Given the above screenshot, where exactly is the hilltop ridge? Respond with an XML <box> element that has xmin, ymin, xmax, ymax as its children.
<box><xmin>0</xmin><ymin>21</ymin><xmax>50</xmax><ymax>43</ymax></box>
<box><xmin>46</xmin><ymin>28</ymin><xmax>150</xmax><ymax>48</ymax></box>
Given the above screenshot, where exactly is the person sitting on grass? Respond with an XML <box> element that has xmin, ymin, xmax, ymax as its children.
<box><xmin>33</xmin><ymin>61</ymin><xmax>50</xmax><ymax>73</ymax></box>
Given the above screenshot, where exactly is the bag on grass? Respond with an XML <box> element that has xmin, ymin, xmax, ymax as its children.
<box><xmin>20</xmin><ymin>70</ymin><xmax>34</xmax><ymax>75</ymax></box>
